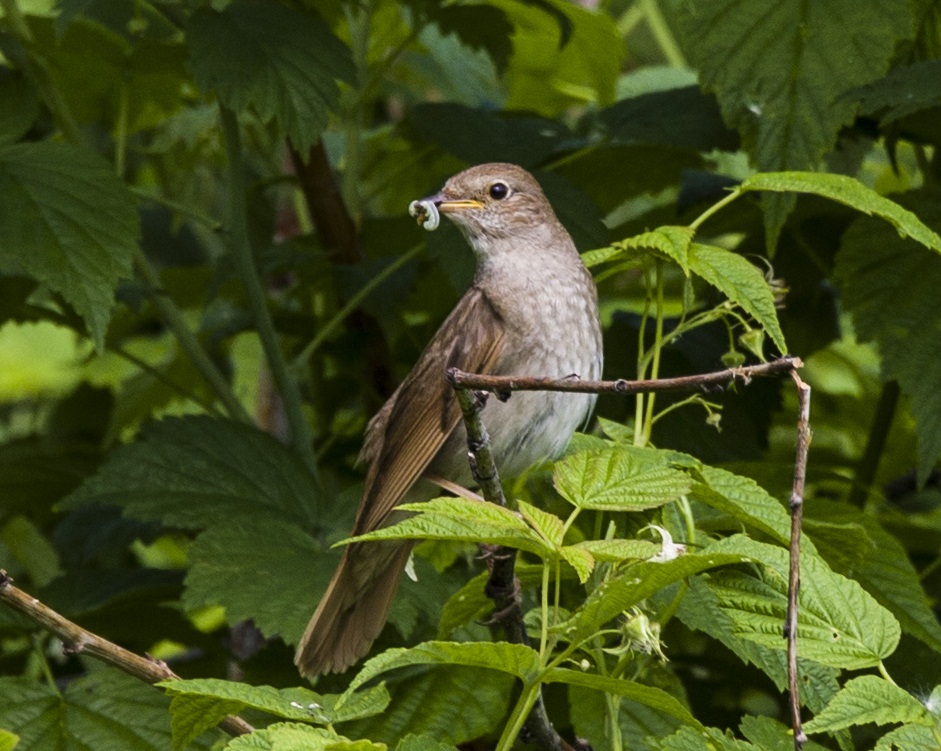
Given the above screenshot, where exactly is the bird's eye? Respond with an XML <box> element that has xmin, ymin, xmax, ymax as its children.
<box><xmin>489</xmin><ymin>182</ymin><xmax>509</xmax><ymax>200</ymax></box>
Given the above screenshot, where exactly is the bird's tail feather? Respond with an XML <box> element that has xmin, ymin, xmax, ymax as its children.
<box><xmin>295</xmin><ymin>541</ymin><xmax>411</xmax><ymax>676</ymax></box>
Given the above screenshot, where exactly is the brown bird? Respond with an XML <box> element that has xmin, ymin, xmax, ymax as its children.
<box><xmin>295</xmin><ymin>163</ymin><xmax>603</xmax><ymax>676</ymax></box>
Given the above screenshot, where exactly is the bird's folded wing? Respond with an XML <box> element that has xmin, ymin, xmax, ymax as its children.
<box><xmin>353</xmin><ymin>286</ymin><xmax>506</xmax><ymax>534</ymax></box>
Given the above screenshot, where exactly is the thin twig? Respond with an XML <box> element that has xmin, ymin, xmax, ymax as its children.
<box><xmin>0</xmin><ymin>570</ymin><xmax>254</xmax><ymax>739</ymax></box>
<box><xmin>448</xmin><ymin>356</ymin><xmax>801</xmax><ymax>395</ymax></box>
<box><xmin>787</xmin><ymin>371</ymin><xmax>811</xmax><ymax>750</ymax></box>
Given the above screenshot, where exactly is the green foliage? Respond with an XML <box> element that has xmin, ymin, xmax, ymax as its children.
<box><xmin>3</xmin><ymin>0</ymin><xmax>941</xmax><ymax>749</ymax></box>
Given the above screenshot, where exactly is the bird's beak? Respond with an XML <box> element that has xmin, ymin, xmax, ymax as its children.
<box><xmin>427</xmin><ymin>192</ymin><xmax>484</xmax><ymax>213</ymax></box>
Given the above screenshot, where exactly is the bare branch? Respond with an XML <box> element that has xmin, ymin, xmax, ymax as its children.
<box><xmin>448</xmin><ymin>356</ymin><xmax>802</xmax><ymax>395</ymax></box>
<box><xmin>787</xmin><ymin>371</ymin><xmax>812</xmax><ymax>750</ymax></box>
<box><xmin>0</xmin><ymin>570</ymin><xmax>254</xmax><ymax>739</ymax></box>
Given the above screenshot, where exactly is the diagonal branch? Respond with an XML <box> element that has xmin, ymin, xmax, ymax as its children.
<box><xmin>0</xmin><ymin>570</ymin><xmax>254</xmax><ymax>740</ymax></box>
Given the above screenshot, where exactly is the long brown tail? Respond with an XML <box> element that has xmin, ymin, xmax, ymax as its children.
<box><xmin>294</xmin><ymin>541</ymin><xmax>412</xmax><ymax>676</ymax></box>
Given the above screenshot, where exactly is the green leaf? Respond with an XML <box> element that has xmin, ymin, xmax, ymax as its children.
<box><xmin>0</xmin><ymin>670</ymin><xmax>216</xmax><ymax>750</ymax></box>
<box><xmin>62</xmin><ymin>416</ymin><xmax>319</xmax><ymax>529</ymax></box>
<box><xmin>553</xmin><ymin>446</ymin><xmax>693</xmax><ymax>512</ymax></box>
<box><xmin>658</xmin><ymin>725</ymin><xmax>755</xmax><ymax>751</ymax></box>
<box><xmin>581</xmin><ymin>245</ymin><xmax>624</xmax><ymax>268</ymax></box>
<box><xmin>560</xmin><ymin>545</ymin><xmax>595</xmax><ymax>584</ymax></box>
<box><xmin>619</xmin><ymin>226</ymin><xmax>694</xmax><ymax>276</ymax></box>
<box><xmin>543</xmin><ymin>669</ymin><xmax>701</xmax><ymax>729</ymax></box>
<box><xmin>569</xmin><ymin>539</ymin><xmax>661</xmax><ymax>563</ymax></box>
<box><xmin>187</xmin><ymin>0</ymin><xmax>354</xmax><ymax>151</ymax></box>
<box><xmin>226</xmin><ymin>723</ymin><xmax>383</xmax><ymax>751</ymax></box>
<box><xmin>159</xmin><ymin>678</ymin><xmax>388</xmax><ymax>749</ymax></box>
<box><xmin>0</xmin><ymin>69</ymin><xmax>38</xmax><ymax>145</ymax></box>
<box><xmin>437</xmin><ymin>564</ymin><xmax>547</xmax><ymax>637</ymax></box>
<box><xmin>343</xmin><ymin>642</ymin><xmax>541</xmax><ymax>698</ymax></box>
<box><xmin>430</xmin><ymin>4</ymin><xmax>513</xmax><ymax>71</ymax></box>
<box><xmin>741</xmin><ymin>173</ymin><xmax>941</xmax><ymax>254</ymax></box>
<box><xmin>493</xmin><ymin>0</ymin><xmax>621</xmax><ymax>115</ymax></box>
<box><xmin>844</xmin><ymin>60</ymin><xmax>941</xmax><ymax>124</ymax></box>
<box><xmin>566</xmin><ymin>543</ymin><xmax>750</xmax><ymax>642</ymax></box>
<box><xmin>342</xmin><ymin>665</ymin><xmax>513</xmax><ymax>747</ymax></box>
<box><xmin>707</xmin><ymin>536</ymin><xmax>901</xmax><ymax>669</ymax></box>
<box><xmin>0</xmin><ymin>730</ymin><xmax>17</xmax><ymax>751</ymax></box>
<box><xmin>835</xmin><ymin>191</ymin><xmax>941</xmax><ymax>480</ymax></box>
<box><xmin>677</xmin><ymin>576</ymin><xmax>840</xmax><ymax>714</ymax></box>
<box><xmin>874</xmin><ymin>723</ymin><xmax>941</xmax><ymax>751</ymax></box>
<box><xmin>687</xmin><ymin>243</ymin><xmax>787</xmax><ymax>354</ymax></box>
<box><xmin>0</xmin><ymin>142</ymin><xmax>139</xmax><ymax>349</ymax></box>
<box><xmin>803</xmin><ymin>676</ymin><xmax>933</xmax><ymax>733</ymax></box>
<box><xmin>677</xmin><ymin>0</ymin><xmax>912</xmax><ymax>247</ymax></box>
<box><xmin>518</xmin><ymin>500</ymin><xmax>564</xmax><ymax>546</ymax></box>
<box><xmin>181</xmin><ymin>517</ymin><xmax>333</xmax><ymax>645</ymax></box>
<box><xmin>395</xmin><ymin>733</ymin><xmax>459</xmax><ymax>751</ymax></box>
<box><xmin>691</xmin><ymin>465</ymin><xmax>796</xmax><ymax>548</ymax></box>
<box><xmin>348</xmin><ymin>497</ymin><xmax>553</xmax><ymax>560</ymax></box>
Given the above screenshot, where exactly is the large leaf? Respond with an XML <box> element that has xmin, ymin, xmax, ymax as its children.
<box><xmin>802</xmin><ymin>676</ymin><xmax>935</xmax><ymax>734</ymax></box>
<box><xmin>187</xmin><ymin>0</ymin><xmax>354</xmax><ymax>151</ymax></box>
<box><xmin>687</xmin><ymin>243</ymin><xmax>787</xmax><ymax>354</ymax></box>
<box><xmin>677</xmin><ymin>0</ymin><xmax>913</xmax><ymax>246</ymax></box>
<box><xmin>874</xmin><ymin>723</ymin><xmax>941</xmax><ymax>751</ymax></box>
<box><xmin>61</xmin><ymin>416</ymin><xmax>320</xmax><ymax>529</ymax></box>
<box><xmin>159</xmin><ymin>678</ymin><xmax>388</xmax><ymax>750</ymax></box>
<box><xmin>0</xmin><ymin>670</ymin><xmax>216</xmax><ymax>750</ymax></box>
<box><xmin>707</xmin><ymin>537</ymin><xmax>901</xmax><ymax>669</ymax></box>
<box><xmin>181</xmin><ymin>517</ymin><xmax>333</xmax><ymax>645</ymax></box>
<box><xmin>835</xmin><ymin>191</ymin><xmax>941</xmax><ymax>480</ymax></box>
<box><xmin>553</xmin><ymin>446</ymin><xmax>693</xmax><ymax>512</ymax></box>
<box><xmin>226</xmin><ymin>724</ymin><xmax>383</xmax><ymax>751</ymax></box>
<box><xmin>844</xmin><ymin>60</ymin><xmax>941</xmax><ymax>124</ymax></box>
<box><xmin>0</xmin><ymin>143</ymin><xmax>139</xmax><ymax>348</ymax></box>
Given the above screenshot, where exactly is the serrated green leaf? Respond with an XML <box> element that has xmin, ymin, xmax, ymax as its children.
<box><xmin>349</xmin><ymin>497</ymin><xmax>552</xmax><ymax>559</ymax></box>
<box><xmin>569</xmin><ymin>538</ymin><xmax>660</xmax><ymax>563</ymax></box>
<box><xmin>554</xmin><ymin>446</ymin><xmax>692</xmax><ymax>512</ymax></box>
<box><xmin>835</xmin><ymin>191</ymin><xmax>941</xmax><ymax>480</ymax></box>
<box><xmin>226</xmin><ymin>723</ymin><xmax>383</xmax><ymax>751</ymax></box>
<box><xmin>740</xmin><ymin>715</ymin><xmax>832</xmax><ymax>751</ymax></box>
<box><xmin>0</xmin><ymin>143</ymin><xmax>139</xmax><ymax>349</ymax></box>
<box><xmin>741</xmin><ymin>173</ymin><xmax>941</xmax><ymax>254</ymax></box>
<box><xmin>677</xmin><ymin>0</ymin><xmax>912</xmax><ymax>247</ymax></box>
<box><xmin>395</xmin><ymin>733</ymin><xmax>459</xmax><ymax>751</ymax></box>
<box><xmin>543</xmin><ymin>669</ymin><xmax>701</xmax><ymax>729</ymax></box>
<box><xmin>182</xmin><ymin>517</ymin><xmax>331</xmax><ymax>645</ymax></box>
<box><xmin>691</xmin><ymin>465</ymin><xmax>796</xmax><ymax>548</ymax></box>
<box><xmin>343</xmin><ymin>665</ymin><xmax>512</xmax><ymax>747</ymax></box>
<box><xmin>677</xmin><ymin>576</ymin><xmax>840</xmax><ymax>714</ymax></box>
<box><xmin>707</xmin><ymin>536</ymin><xmax>901</xmax><ymax>669</ymax></box>
<box><xmin>619</xmin><ymin>226</ymin><xmax>694</xmax><ymax>275</ymax></box>
<box><xmin>874</xmin><ymin>723</ymin><xmax>941</xmax><ymax>751</ymax></box>
<box><xmin>187</xmin><ymin>0</ymin><xmax>354</xmax><ymax>151</ymax></box>
<box><xmin>687</xmin><ymin>243</ymin><xmax>787</xmax><ymax>354</ymax></box>
<box><xmin>658</xmin><ymin>725</ymin><xmax>755</xmax><ymax>751</ymax></box>
<box><xmin>566</xmin><ymin>544</ymin><xmax>749</xmax><ymax>642</ymax></box>
<box><xmin>61</xmin><ymin>416</ymin><xmax>319</xmax><ymax>529</ymax></box>
<box><xmin>803</xmin><ymin>676</ymin><xmax>933</xmax><ymax>734</ymax></box>
<box><xmin>0</xmin><ymin>670</ymin><xmax>216</xmax><ymax>750</ymax></box>
<box><xmin>581</xmin><ymin>245</ymin><xmax>625</xmax><ymax>268</ymax></box>
<box><xmin>560</xmin><ymin>545</ymin><xmax>595</xmax><ymax>583</ymax></box>
<box><xmin>844</xmin><ymin>60</ymin><xmax>941</xmax><ymax>124</ymax></box>
<box><xmin>343</xmin><ymin>642</ymin><xmax>541</xmax><ymax>699</ymax></box>
<box><xmin>518</xmin><ymin>500</ymin><xmax>564</xmax><ymax>546</ymax></box>
<box><xmin>159</xmin><ymin>678</ymin><xmax>388</xmax><ymax>749</ymax></box>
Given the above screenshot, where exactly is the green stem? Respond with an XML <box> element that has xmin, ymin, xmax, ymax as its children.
<box><xmin>115</xmin><ymin>80</ymin><xmax>129</xmax><ymax>178</ymax></box>
<box><xmin>495</xmin><ymin>681</ymin><xmax>543</xmax><ymax>751</ymax></box>
<box><xmin>540</xmin><ymin>563</ymin><xmax>550</xmax><ymax>656</ymax></box>
<box><xmin>878</xmin><ymin>661</ymin><xmax>898</xmax><ymax>687</ymax></box>
<box><xmin>0</xmin><ymin>0</ymin><xmax>83</xmax><ymax>143</ymax></box>
<box><xmin>634</xmin><ymin>262</ymin><xmax>652</xmax><ymax>446</ymax></box>
<box><xmin>641</xmin><ymin>0</ymin><xmax>687</xmax><ymax>67</ymax></box>
<box><xmin>643</xmin><ymin>261</ymin><xmax>666</xmax><ymax>443</ymax></box>
<box><xmin>113</xmin><ymin>344</ymin><xmax>222</xmax><ymax>416</ymax></box>
<box><xmin>131</xmin><ymin>187</ymin><xmax>223</xmax><ymax>231</ymax></box>
<box><xmin>219</xmin><ymin>106</ymin><xmax>320</xmax><ymax>483</ymax></box>
<box><xmin>688</xmin><ymin>187</ymin><xmax>743</xmax><ymax>232</ymax></box>
<box><xmin>848</xmin><ymin>380</ymin><xmax>899</xmax><ymax>508</ymax></box>
<box><xmin>292</xmin><ymin>242</ymin><xmax>424</xmax><ymax>369</ymax></box>
<box><xmin>342</xmin><ymin>1</ymin><xmax>371</xmax><ymax>223</ymax></box>
<box><xmin>134</xmin><ymin>248</ymin><xmax>251</xmax><ymax>424</ymax></box>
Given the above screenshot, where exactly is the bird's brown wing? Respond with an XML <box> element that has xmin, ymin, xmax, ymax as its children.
<box><xmin>353</xmin><ymin>286</ymin><xmax>506</xmax><ymax>535</ymax></box>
